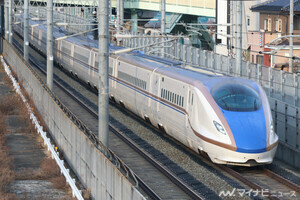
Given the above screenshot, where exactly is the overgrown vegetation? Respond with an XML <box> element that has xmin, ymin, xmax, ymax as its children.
<box><xmin>0</xmin><ymin>62</ymin><xmax>89</xmax><ymax>199</ymax></box>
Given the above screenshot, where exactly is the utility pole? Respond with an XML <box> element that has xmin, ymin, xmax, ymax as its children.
<box><xmin>98</xmin><ymin>0</ymin><xmax>109</xmax><ymax>147</ymax></box>
<box><xmin>0</xmin><ymin>5</ymin><xmax>3</xmax><ymax>53</ymax></box>
<box><xmin>235</xmin><ymin>0</ymin><xmax>242</xmax><ymax>76</ymax></box>
<box><xmin>24</xmin><ymin>0</ymin><xmax>29</xmax><ymax>61</ymax></box>
<box><xmin>161</xmin><ymin>0</ymin><xmax>166</xmax><ymax>34</ymax></box>
<box><xmin>120</xmin><ymin>0</ymin><xmax>124</xmax><ymax>29</ymax></box>
<box><xmin>4</xmin><ymin>1</ymin><xmax>8</xmax><ymax>40</ymax></box>
<box><xmin>8</xmin><ymin>0</ymin><xmax>12</xmax><ymax>44</ymax></box>
<box><xmin>289</xmin><ymin>0</ymin><xmax>293</xmax><ymax>73</ymax></box>
<box><xmin>160</xmin><ymin>0</ymin><xmax>166</xmax><ymax>57</ymax></box>
<box><xmin>117</xmin><ymin>0</ymin><xmax>120</xmax><ymax>45</ymax></box>
<box><xmin>47</xmin><ymin>0</ymin><xmax>53</xmax><ymax>90</ymax></box>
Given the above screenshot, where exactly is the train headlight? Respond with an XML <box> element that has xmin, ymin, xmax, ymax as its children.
<box><xmin>213</xmin><ymin>121</ymin><xmax>226</xmax><ymax>135</ymax></box>
<box><xmin>270</xmin><ymin>121</ymin><xmax>274</xmax><ymax>136</ymax></box>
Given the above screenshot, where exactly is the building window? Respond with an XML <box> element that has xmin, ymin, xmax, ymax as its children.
<box><xmin>256</xmin><ymin>55</ymin><xmax>264</xmax><ymax>65</ymax></box>
<box><xmin>252</xmin><ymin>55</ymin><xmax>254</xmax><ymax>63</ymax></box>
<box><xmin>294</xmin><ymin>15</ymin><xmax>300</xmax><ymax>30</ymax></box>
<box><xmin>264</xmin><ymin>18</ymin><xmax>272</xmax><ymax>31</ymax></box>
<box><xmin>268</xmin><ymin>18</ymin><xmax>272</xmax><ymax>31</ymax></box>
<box><xmin>247</xmin><ymin>18</ymin><xmax>250</xmax><ymax>26</ymax></box>
<box><xmin>275</xmin><ymin>18</ymin><xmax>282</xmax><ymax>32</ymax></box>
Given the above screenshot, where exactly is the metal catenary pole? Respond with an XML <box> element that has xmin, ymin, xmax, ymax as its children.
<box><xmin>0</xmin><ymin>4</ymin><xmax>3</xmax><ymax>53</ymax></box>
<box><xmin>161</xmin><ymin>0</ymin><xmax>166</xmax><ymax>57</ymax></box>
<box><xmin>8</xmin><ymin>0</ymin><xmax>12</xmax><ymax>43</ymax></box>
<box><xmin>24</xmin><ymin>0</ymin><xmax>29</xmax><ymax>61</ymax></box>
<box><xmin>120</xmin><ymin>0</ymin><xmax>124</xmax><ymax>28</ymax></box>
<box><xmin>47</xmin><ymin>0</ymin><xmax>53</xmax><ymax>90</ymax></box>
<box><xmin>117</xmin><ymin>0</ymin><xmax>120</xmax><ymax>45</ymax></box>
<box><xmin>235</xmin><ymin>0</ymin><xmax>242</xmax><ymax>76</ymax></box>
<box><xmin>4</xmin><ymin>0</ymin><xmax>8</xmax><ymax>40</ymax></box>
<box><xmin>98</xmin><ymin>0</ymin><xmax>109</xmax><ymax>147</ymax></box>
<box><xmin>161</xmin><ymin>0</ymin><xmax>166</xmax><ymax>34</ymax></box>
<box><xmin>289</xmin><ymin>0</ymin><xmax>293</xmax><ymax>73</ymax></box>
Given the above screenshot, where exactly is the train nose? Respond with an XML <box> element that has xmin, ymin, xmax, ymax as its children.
<box><xmin>223</xmin><ymin>109</ymin><xmax>267</xmax><ymax>153</ymax></box>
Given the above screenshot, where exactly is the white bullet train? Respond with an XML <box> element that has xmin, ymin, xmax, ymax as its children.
<box><xmin>14</xmin><ymin>17</ymin><xmax>278</xmax><ymax>166</ymax></box>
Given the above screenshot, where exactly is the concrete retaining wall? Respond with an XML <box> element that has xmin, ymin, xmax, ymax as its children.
<box><xmin>3</xmin><ymin>39</ymin><xmax>145</xmax><ymax>200</ymax></box>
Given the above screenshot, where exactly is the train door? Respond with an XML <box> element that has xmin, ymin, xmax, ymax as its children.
<box><xmin>150</xmin><ymin>71</ymin><xmax>160</xmax><ymax>124</ymax></box>
<box><xmin>148</xmin><ymin>68</ymin><xmax>160</xmax><ymax>124</ymax></box>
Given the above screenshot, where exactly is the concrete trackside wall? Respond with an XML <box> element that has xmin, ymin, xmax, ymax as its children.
<box><xmin>3</xmin><ymin>40</ymin><xmax>145</xmax><ymax>200</ymax></box>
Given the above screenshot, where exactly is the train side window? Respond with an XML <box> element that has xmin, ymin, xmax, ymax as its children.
<box><xmin>191</xmin><ymin>94</ymin><xmax>193</xmax><ymax>105</ymax></box>
<box><xmin>172</xmin><ymin>93</ymin><xmax>174</xmax><ymax>103</ymax></box>
<box><xmin>179</xmin><ymin>96</ymin><xmax>182</xmax><ymax>106</ymax></box>
<box><xmin>182</xmin><ymin>97</ymin><xmax>184</xmax><ymax>107</ymax></box>
<box><xmin>162</xmin><ymin>77</ymin><xmax>164</xmax><ymax>82</ymax></box>
<box><xmin>167</xmin><ymin>91</ymin><xmax>169</xmax><ymax>101</ymax></box>
<box><xmin>161</xmin><ymin>88</ymin><xmax>163</xmax><ymax>98</ymax></box>
<box><xmin>177</xmin><ymin>95</ymin><xmax>179</xmax><ymax>105</ymax></box>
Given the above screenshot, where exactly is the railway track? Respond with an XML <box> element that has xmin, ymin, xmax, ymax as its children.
<box><xmin>219</xmin><ymin>165</ymin><xmax>300</xmax><ymax>199</ymax></box>
<box><xmin>12</xmin><ymin>33</ymin><xmax>208</xmax><ymax>199</ymax></box>
<box><xmin>11</xmin><ymin>32</ymin><xmax>300</xmax><ymax>200</ymax></box>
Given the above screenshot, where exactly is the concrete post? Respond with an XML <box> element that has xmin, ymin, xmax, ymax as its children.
<box><xmin>47</xmin><ymin>0</ymin><xmax>53</xmax><ymax>90</ymax></box>
<box><xmin>4</xmin><ymin>1</ymin><xmax>8</xmax><ymax>40</ymax></box>
<box><xmin>289</xmin><ymin>0</ymin><xmax>293</xmax><ymax>73</ymax></box>
<box><xmin>93</xmin><ymin>8</ymin><xmax>97</xmax><ymax>40</ymax></box>
<box><xmin>160</xmin><ymin>0</ymin><xmax>166</xmax><ymax>57</ymax></box>
<box><xmin>120</xmin><ymin>0</ymin><xmax>124</xmax><ymax>28</ymax></box>
<box><xmin>24</xmin><ymin>0</ymin><xmax>29</xmax><ymax>61</ymax></box>
<box><xmin>117</xmin><ymin>0</ymin><xmax>120</xmax><ymax>45</ymax></box>
<box><xmin>131</xmin><ymin>9</ymin><xmax>137</xmax><ymax>33</ymax></box>
<box><xmin>98</xmin><ymin>0</ymin><xmax>109</xmax><ymax>147</ymax></box>
<box><xmin>8</xmin><ymin>0</ymin><xmax>12</xmax><ymax>44</ymax></box>
<box><xmin>235</xmin><ymin>0</ymin><xmax>242</xmax><ymax>76</ymax></box>
<box><xmin>161</xmin><ymin>0</ymin><xmax>166</xmax><ymax>34</ymax></box>
<box><xmin>0</xmin><ymin>5</ymin><xmax>3</xmax><ymax>53</ymax></box>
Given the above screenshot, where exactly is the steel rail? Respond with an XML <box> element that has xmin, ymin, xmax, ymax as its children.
<box><xmin>220</xmin><ymin>166</ymin><xmax>280</xmax><ymax>200</ymax></box>
<box><xmin>263</xmin><ymin>168</ymin><xmax>300</xmax><ymax>193</ymax></box>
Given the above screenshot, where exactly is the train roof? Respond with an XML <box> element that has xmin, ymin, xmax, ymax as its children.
<box><xmin>26</xmin><ymin>16</ymin><xmax>258</xmax><ymax>91</ymax></box>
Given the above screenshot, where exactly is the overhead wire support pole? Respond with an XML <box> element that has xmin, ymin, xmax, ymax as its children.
<box><xmin>117</xmin><ymin>0</ymin><xmax>120</xmax><ymax>45</ymax></box>
<box><xmin>161</xmin><ymin>0</ymin><xmax>166</xmax><ymax>57</ymax></box>
<box><xmin>8</xmin><ymin>0</ymin><xmax>12</xmax><ymax>43</ymax></box>
<box><xmin>289</xmin><ymin>0</ymin><xmax>293</xmax><ymax>73</ymax></box>
<box><xmin>47</xmin><ymin>0</ymin><xmax>53</xmax><ymax>90</ymax></box>
<box><xmin>161</xmin><ymin>0</ymin><xmax>166</xmax><ymax>34</ymax></box>
<box><xmin>120</xmin><ymin>0</ymin><xmax>124</xmax><ymax>29</ymax></box>
<box><xmin>98</xmin><ymin>0</ymin><xmax>109</xmax><ymax>147</ymax></box>
<box><xmin>235</xmin><ymin>0</ymin><xmax>242</xmax><ymax>76</ymax></box>
<box><xmin>4</xmin><ymin>0</ymin><xmax>8</xmax><ymax>40</ymax></box>
<box><xmin>24</xmin><ymin>0</ymin><xmax>29</xmax><ymax>61</ymax></box>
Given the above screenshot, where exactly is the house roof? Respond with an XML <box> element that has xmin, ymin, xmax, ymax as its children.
<box><xmin>251</xmin><ymin>0</ymin><xmax>300</xmax><ymax>13</ymax></box>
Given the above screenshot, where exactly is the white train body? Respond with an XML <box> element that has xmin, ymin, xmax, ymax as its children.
<box><xmin>14</xmin><ymin>17</ymin><xmax>278</xmax><ymax>166</ymax></box>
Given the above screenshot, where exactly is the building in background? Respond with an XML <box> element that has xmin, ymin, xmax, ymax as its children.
<box><xmin>216</xmin><ymin>0</ymin><xmax>267</xmax><ymax>57</ymax></box>
<box><xmin>250</xmin><ymin>0</ymin><xmax>300</xmax><ymax>69</ymax></box>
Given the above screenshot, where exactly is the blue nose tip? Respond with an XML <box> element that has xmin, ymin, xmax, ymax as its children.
<box><xmin>222</xmin><ymin>108</ymin><xmax>267</xmax><ymax>153</ymax></box>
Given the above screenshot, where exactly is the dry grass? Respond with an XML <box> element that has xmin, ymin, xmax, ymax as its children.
<box><xmin>0</xmin><ymin>112</ymin><xmax>15</xmax><ymax>195</ymax></box>
<box><xmin>0</xmin><ymin>193</ymin><xmax>19</xmax><ymax>200</ymax></box>
<box><xmin>40</xmin><ymin>158</ymin><xmax>61</xmax><ymax>178</ymax></box>
<box><xmin>0</xmin><ymin>95</ymin><xmax>22</xmax><ymax>115</ymax></box>
<box><xmin>0</xmin><ymin>113</ymin><xmax>6</xmax><ymax>136</ymax></box>
<box><xmin>0</xmin><ymin>62</ymin><xmax>81</xmax><ymax>199</ymax></box>
<box><xmin>82</xmin><ymin>188</ymin><xmax>91</xmax><ymax>200</ymax></box>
